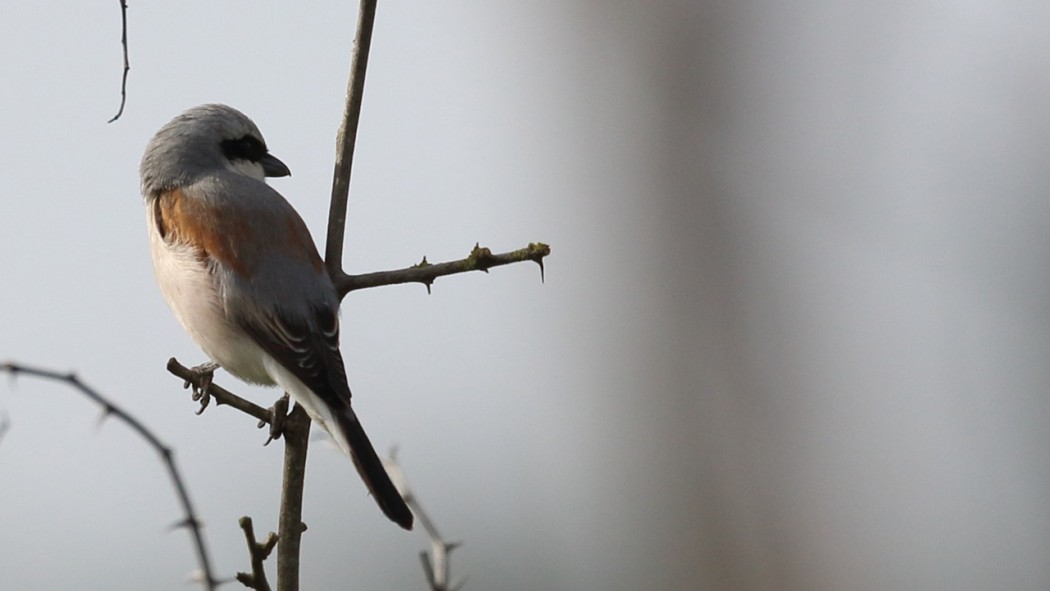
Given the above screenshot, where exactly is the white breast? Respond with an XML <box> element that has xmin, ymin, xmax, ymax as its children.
<box><xmin>146</xmin><ymin>201</ymin><xmax>276</xmax><ymax>386</ymax></box>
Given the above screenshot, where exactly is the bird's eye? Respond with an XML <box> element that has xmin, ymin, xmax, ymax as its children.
<box><xmin>221</xmin><ymin>136</ymin><xmax>265</xmax><ymax>162</ymax></box>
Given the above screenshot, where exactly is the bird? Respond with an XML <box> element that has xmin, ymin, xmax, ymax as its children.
<box><xmin>140</xmin><ymin>104</ymin><xmax>413</xmax><ymax>530</ymax></box>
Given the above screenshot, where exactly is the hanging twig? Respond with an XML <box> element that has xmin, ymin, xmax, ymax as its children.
<box><xmin>0</xmin><ymin>361</ymin><xmax>221</xmax><ymax>591</ymax></box>
<box><xmin>108</xmin><ymin>0</ymin><xmax>131</xmax><ymax>123</ymax></box>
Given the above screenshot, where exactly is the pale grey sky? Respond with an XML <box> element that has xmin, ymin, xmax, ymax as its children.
<box><xmin>4</xmin><ymin>2</ymin><xmax>1050</xmax><ymax>590</ymax></box>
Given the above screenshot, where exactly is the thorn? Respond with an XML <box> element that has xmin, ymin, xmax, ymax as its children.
<box><xmin>537</xmin><ymin>257</ymin><xmax>545</xmax><ymax>283</ymax></box>
<box><xmin>468</xmin><ymin>243</ymin><xmax>495</xmax><ymax>272</ymax></box>
<box><xmin>3</xmin><ymin>367</ymin><xmax>18</xmax><ymax>388</ymax></box>
<box><xmin>424</xmin><ymin>281</ymin><xmax>433</xmax><ymax>295</ymax></box>
<box><xmin>94</xmin><ymin>405</ymin><xmax>114</xmax><ymax>430</ymax></box>
<box><xmin>169</xmin><ymin>516</ymin><xmax>202</xmax><ymax>532</ymax></box>
<box><xmin>0</xmin><ymin>410</ymin><xmax>11</xmax><ymax>445</ymax></box>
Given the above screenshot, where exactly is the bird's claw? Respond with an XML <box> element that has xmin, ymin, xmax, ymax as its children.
<box><xmin>262</xmin><ymin>394</ymin><xmax>290</xmax><ymax>445</ymax></box>
<box><xmin>182</xmin><ymin>361</ymin><xmax>219</xmax><ymax>414</ymax></box>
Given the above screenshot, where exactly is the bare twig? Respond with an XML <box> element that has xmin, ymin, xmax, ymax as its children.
<box><xmin>276</xmin><ymin>404</ymin><xmax>310</xmax><ymax>591</ymax></box>
<box><xmin>336</xmin><ymin>242</ymin><xmax>550</xmax><ymax>297</ymax></box>
<box><xmin>236</xmin><ymin>516</ymin><xmax>278</xmax><ymax>591</ymax></box>
<box><xmin>385</xmin><ymin>450</ymin><xmax>465</xmax><ymax>591</ymax></box>
<box><xmin>325</xmin><ymin>0</ymin><xmax>378</xmax><ymax>280</ymax></box>
<box><xmin>0</xmin><ymin>361</ymin><xmax>220</xmax><ymax>591</ymax></box>
<box><xmin>108</xmin><ymin>0</ymin><xmax>131</xmax><ymax>123</ymax></box>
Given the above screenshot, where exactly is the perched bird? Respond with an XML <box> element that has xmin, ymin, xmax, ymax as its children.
<box><xmin>140</xmin><ymin>104</ymin><xmax>413</xmax><ymax>530</ymax></box>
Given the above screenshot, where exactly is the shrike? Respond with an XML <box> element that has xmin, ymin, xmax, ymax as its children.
<box><xmin>141</xmin><ymin>104</ymin><xmax>413</xmax><ymax>530</ymax></box>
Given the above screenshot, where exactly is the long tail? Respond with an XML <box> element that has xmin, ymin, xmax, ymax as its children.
<box><xmin>333</xmin><ymin>407</ymin><xmax>414</xmax><ymax>530</ymax></box>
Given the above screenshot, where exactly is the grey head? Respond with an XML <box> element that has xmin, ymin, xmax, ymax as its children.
<box><xmin>140</xmin><ymin>104</ymin><xmax>290</xmax><ymax>199</ymax></box>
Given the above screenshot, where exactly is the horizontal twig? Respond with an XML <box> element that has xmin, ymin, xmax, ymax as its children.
<box><xmin>166</xmin><ymin>358</ymin><xmax>272</xmax><ymax>424</ymax></box>
<box><xmin>333</xmin><ymin>242</ymin><xmax>550</xmax><ymax>297</ymax></box>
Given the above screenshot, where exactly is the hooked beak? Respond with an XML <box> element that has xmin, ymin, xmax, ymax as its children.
<box><xmin>260</xmin><ymin>153</ymin><xmax>291</xmax><ymax>178</ymax></box>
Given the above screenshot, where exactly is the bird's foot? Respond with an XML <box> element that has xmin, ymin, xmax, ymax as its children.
<box><xmin>261</xmin><ymin>394</ymin><xmax>290</xmax><ymax>445</ymax></box>
<box><xmin>181</xmin><ymin>361</ymin><xmax>220</xmax><ymax>415</ymax></box>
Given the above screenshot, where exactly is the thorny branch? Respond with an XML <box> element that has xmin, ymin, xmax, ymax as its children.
<box><xmin>336</xmin><ymin>242</ymin><xmax>550</xmax><ymax>297</ymax></box>
<box><xmin>318</xmin><ymin>0</ymin><xmax>551</xmax><ymax>299</ymax></box>
<box><xmin>0</xmin><ymin>361</ymin><xmax>221</xmax><ymax>591</ymax></box>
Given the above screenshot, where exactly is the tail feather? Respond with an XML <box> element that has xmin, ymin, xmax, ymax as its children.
<box><xmin>334</xmin><ymin>407</ymin><xmax>414</xmax><ymax>530</ymax></box>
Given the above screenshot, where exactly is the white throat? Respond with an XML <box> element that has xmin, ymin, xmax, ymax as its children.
<box><xmin>227</xmin><ymin>159</ymin><xmax>267</xmax><ymax>182</ymax></box>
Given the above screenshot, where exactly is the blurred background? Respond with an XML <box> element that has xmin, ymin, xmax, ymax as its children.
<box><xmin>3</xmin><ymin>1</ymin><xmax>1050</xmax><ymax>590</ymax></box>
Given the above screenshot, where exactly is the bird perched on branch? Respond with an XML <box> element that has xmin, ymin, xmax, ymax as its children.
<box><xmin>140</xmin><ymin>104</ymin><xmax>413</xmax><ymax>530</ymax></box>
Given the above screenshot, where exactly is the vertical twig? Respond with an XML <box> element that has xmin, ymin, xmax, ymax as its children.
<box><xmin>273</xmin><ymin>1</ymin><xmax>381</xmax><ymax>585</ymax></box>
<box><xmin>271</xmin><ymin>1</ymin><xmax>381</xmax><ymax>589</ymax></box>
<box><xmin>325</xmin><ymin>0</ymin><xmax>379</xmax><ymax>283</ymax></box>
<box><xmin>276</xmin><ymin>404</ymin><xmax>311</xmax><ymax>591</ymax></box>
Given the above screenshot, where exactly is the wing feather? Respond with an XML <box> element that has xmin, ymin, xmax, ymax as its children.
<box><xmin>166</xmin><ymin>173</ymin><xmax>413</xmax><ymax>528</ymax></box>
